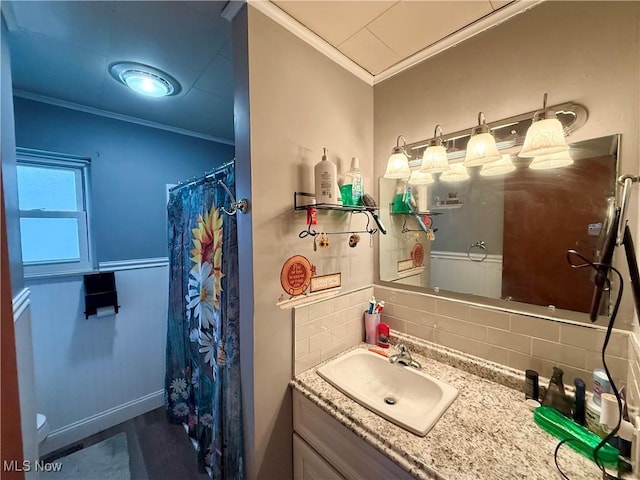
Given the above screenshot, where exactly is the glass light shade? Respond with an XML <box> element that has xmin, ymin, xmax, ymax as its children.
<box><xmin>384</xmin><ymin>152</ymin><xmax>411</xmax><ymax>179</ymax></box>
<box><xmin>519</xmin><ymin>117</ymin><xmax>569</xmax><ymax>158</ymax></box>
<box><xmin>110</xmin><ymin>62</ymin><xmax>180</xmax><ymax>98</ymax></box>
<box><xmin>440</xmin><ymin>163</ymin><xmax>469</xmax><ymax>182</ymax></box>
<box><xmin>121</xmin><ymin>70</ymin><xmax>174</xmax><ymax>97</ymax></box>
<box><xmin>419</xmin><ymin>145</ymin><xmax>450</xmax><ymax>173</ymax></box>
<box><xmin>464</xmin><ymin>132</ymin><xmax>502</xmax><ymax>167</ymax></box>
<box><xmin>480</xmin><ymin>154</ymin><xmax>516</xmax><ymax>177</ymax></box>
<box><xmin>529</xmin><ymin>150</ymin><xmax>573</xmax><ymax>170</ymax></box>
<box><xmin>407</xmin><ymin>170</ymin><xmax>434</xmax><ymax>185</ymax></box>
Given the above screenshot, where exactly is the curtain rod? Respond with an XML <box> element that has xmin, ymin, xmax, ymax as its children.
<box><xmin>170</xmin><ymin>158</ymin><xmax>236</xmax><ymax>192</ymax></box>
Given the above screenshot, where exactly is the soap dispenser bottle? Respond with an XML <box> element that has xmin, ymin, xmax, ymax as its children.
<box><xmin>541</xmin><ymin>367</ymin><xmax>572</xmax><ymax>417</ymax></box>
<box><xmin>315</xmin><ymin>148</ymin><xmax>339</xmax><ymax>205</ymax></box>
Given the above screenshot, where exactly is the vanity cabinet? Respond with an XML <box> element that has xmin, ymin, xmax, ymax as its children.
<box><xmin>292</xmin><ymin>390</ymin><xmax>414</xmax><ymax>480</ymax></box>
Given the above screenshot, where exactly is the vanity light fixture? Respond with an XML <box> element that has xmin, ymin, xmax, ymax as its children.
<box><xmin>407</xmin><ymin>170</ymin><xmax>435</xmax><ymax>185</ymax></box>
<box><xmin>419</xmin><ymin>125</ymin><xmax>450</xmax><ymax>174</ymax></box>
<box><xmin>440</xmin><ymin>162</ymin><xmax>470</xmax><ymax>182</ymax></box>
<box><xmin>480</xmin><ymin>154</ymin><xmax>516</xmax><ymax>177</ymax></box>
<box><xmin>109</xmin><ymin>62</ymin><xmax>181</xmax><ymax>98</ymax></box>
<box><xmin>529</xmin><ymin>150</ymin><xmax>573</xmax><ymax>170</ymax></box>
<box><xmin>519</xmin><ymin>93</ymin><xmax>570</xmax><ymax>158</ymax></box>
<box><xmin>384</xmin><ymin>135</ymin><xmax>412</xmax><ymax>179</ymax></box>
<box><xmin>463</xmin><ymin>113</ymin><xmax>502</xmax><ymax>167</ymax></box>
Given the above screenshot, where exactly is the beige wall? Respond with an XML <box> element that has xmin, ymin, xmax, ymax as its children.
<box><xmin>237</xmin><ymin>2</ymin><xmax>639</xmax><ymax>477</ymax></box>
<box><xmin>239</xmin><ymin>6</ymin><xmax>374</xmax><ymax>479</ymax></box>
<box><xmin>374</xmin><ymin>1</ymin><xmax>640</xmax><ymax>327</ymax></box>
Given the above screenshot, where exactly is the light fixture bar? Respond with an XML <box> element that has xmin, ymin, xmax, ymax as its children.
<box><xmin>405</xmin><ymin>101</ymin><xmax>587</xmax><ymax>165</ymax></box>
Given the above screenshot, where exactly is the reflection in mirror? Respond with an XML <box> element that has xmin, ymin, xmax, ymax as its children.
<box><xmin>378</xmin><ymin>135</ymin><xmax>619</xmax><ymax>316</ymax></box>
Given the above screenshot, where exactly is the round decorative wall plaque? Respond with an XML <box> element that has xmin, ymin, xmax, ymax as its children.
<box><xmin>280</xmin><ymin>255</ymin><xmax>313</xmax><ymax>296</ymax></box>
<box><xmin>411</xmin><ymin>243</ymin><xmax>425</xmax><ymax>268</ymax></box>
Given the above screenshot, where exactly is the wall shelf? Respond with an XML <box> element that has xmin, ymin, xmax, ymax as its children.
<box><xmin>294</xmin><ymin>192</ymin><xmax>376</xmax><ymax>212</ymax></box>
<box><xmin>390</xmin><ymin>211</ymin><xmax>442</xmax><ymax>216</ymax></box>
<box><xmin>294</xmin><ymin>192</ymin><xmax>381</xmax><ymax>238</ymax></box>
<box><xmin>431</xmin><ymin>203</ymin><xmax>463</xmax><ymax>210</ymax></box>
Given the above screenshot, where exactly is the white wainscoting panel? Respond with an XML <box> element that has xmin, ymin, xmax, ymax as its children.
<box><xmin>430</xmin><ymin>251</ymin><xmax>502</xmax><ymax>298</ymax></box>
<box><xmin>13</xmin><ymin>288</ymin><xmax>38</xmax><ymax>478</ymax></box>
<box><xmin>27</xmin><ymin>263</ymin><xmax>168</xmax><ymax>455</ymax></box>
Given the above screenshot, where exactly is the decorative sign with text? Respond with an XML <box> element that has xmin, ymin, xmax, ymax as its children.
<box><xmin>411</xmin><ymin>243</ymin><xmax>425</xmax><ymax>267</ymax></box>
<box><xmin>397</xmin><ymin>259</ymin><xmax>414</xmax><ymax>273</ymax></box>
<box><xmin>310</xmin><ymin>273</ymin><xmax>341</xmax><ymax>293</ymax></box>
<box><xmin>280</xmin><ymin>255</ymin><xmax>314</xmax><ymax>296</ymax></box>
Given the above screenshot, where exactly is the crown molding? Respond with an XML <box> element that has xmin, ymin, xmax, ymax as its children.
<box><xmin>248</xmin><ymin>0</ymin><xmax>374</xmax><ymax>86</ymax></box>
<box><xmin>222</xmin><ymin>0</ymin><xmax>246</xmax><ymax>22</ymax></box>
<box><xmin>250</xmin><ymin>1</ymin><xmax>544</xmax><ymax>87</ymax></box>
<box><xmin>1</xmin><ymin>3</ymin><xmax>18</xmax><ymax>32</ymax></box>
<box><xmin>13</xmin><ymin>90</ymin><xmax>235</xmax><ymax>146</ymax></box>
<box><xmin>373</xmin><ymin>0</ymin><xmax>546</xmax><ymax>85</ymax></box>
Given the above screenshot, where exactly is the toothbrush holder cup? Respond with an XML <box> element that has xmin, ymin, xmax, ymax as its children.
<box><xmin>364</xmin><ymin>312</ymin><xmax>380</xmax><ymax>345</ymax></box>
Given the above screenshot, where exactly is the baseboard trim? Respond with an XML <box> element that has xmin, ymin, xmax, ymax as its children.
<box><xmin>12</xmin><ymin>287</ymin><xmax>31</xmax><ymax>322</ymax></box>
<box><xmin>98</xmin><ymin>258</ymin><xmax>169</xmax><ymax>272</ymax></box>
<box><xmin>40</xmin><ymin>389</ymin><xmax>165</xmax><ymax>456</ymax></box>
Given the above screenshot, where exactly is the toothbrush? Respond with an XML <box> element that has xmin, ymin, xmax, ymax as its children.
<box><xmin>368</xmin><ymin>296</ymin><xmax>376</xmax><ymax>314</ymax></box>
<box><xmin>374</xmin><ymin>300</ymin><xmax>385</xmax><ymax>314</ymax></box>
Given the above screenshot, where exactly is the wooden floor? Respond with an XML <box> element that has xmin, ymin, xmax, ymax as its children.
<box><xmin>41</xmin><ymin>407</ymin><xmax>210</xmax><ymax>480</ymax></box>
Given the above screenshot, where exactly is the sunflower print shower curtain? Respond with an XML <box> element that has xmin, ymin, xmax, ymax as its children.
<box><xmin>165</xmin><ymin>165</ymin><xmax>244</xmax><ymax>479</ymax></box>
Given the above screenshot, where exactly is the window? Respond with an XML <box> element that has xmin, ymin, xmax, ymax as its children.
<box><xmin>16</xmin><ymin>148</ymin><xmax>94</xmax><ymax>277</ymax></box>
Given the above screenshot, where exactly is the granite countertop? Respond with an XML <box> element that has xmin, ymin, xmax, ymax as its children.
<box><xmin>290</xmin><ymin>332</ymin><xmax>604</xmax><ymax>480</ymax></box>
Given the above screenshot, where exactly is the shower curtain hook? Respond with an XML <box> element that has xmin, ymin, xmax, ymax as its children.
<box><xmin>217</xmin><ymin>180</ymin><xmax>249</xmax><ymax>215</ymax></box>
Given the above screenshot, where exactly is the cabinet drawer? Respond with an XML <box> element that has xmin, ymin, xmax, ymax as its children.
<box><xmin>292</xmin><ymin>390</ymin><xmax>414</xmax><ymax>480</ymax></box>
<box><xmin>294</xmin><ymin>433</ymin><xmax>344</xmax><ymax>480</ymax></box>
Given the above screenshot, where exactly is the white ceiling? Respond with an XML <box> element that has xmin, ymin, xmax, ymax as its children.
<box><xmin>273</xmin><ymin>0</ymin><xmax>514</xmax><ymax>75</ymax></box>
<box><xmin>3</xmin><ymin>1</ymin><xmax>234</xmax><ymax>142</ymax></box>
<box><xmin>2</xmin><ymin>0</ymin><xmax>523</xmax><ymax>143</ymax></box>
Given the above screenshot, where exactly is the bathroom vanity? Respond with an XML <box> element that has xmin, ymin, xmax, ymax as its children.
<box><xmin>290</xmin><ymin>334</ymin><xmax>603</xmax><ymax>480</ymax></box>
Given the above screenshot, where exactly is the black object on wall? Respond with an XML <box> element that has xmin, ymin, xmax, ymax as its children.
<box><xmin>83</xmin><ymin>272</ymin><xmax>119</xmax><ymax>319</ymax></box>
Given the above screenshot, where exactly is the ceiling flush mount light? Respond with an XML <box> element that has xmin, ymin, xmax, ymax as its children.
<box><xmin>464</xmin><ymin>112</ymin><xmax>502</xmax><ymax>167</ymax></box>
<box><xmin>109</xmin><ymin>62</ymin><xmax>181</xmax><ymax>98</ymax></box>
<box><xmin>384</xmin><ymin>135</ymin><xmax>411</xmax><ymax>179</ymax></box>
<box><xmin>519</xmin><ymin>93</ymin><xmax>570</xmax><ymax>158</ymax></box>
<box><xmin>529</xmin><ymin>150</ymin><xmax>574</xmax><ymax>170</ymax></box>
<box><xmin>408</xmin><ymin>170</ymin><xmax>434</xmax><ymax>185</ymax></box>
<box><xmin>440</xmin><ymin>162</ymin><xmax>469</xmax><ymax>182</ymax></box>
<box><xmin>419</xmin><ymin>125</ymin><xmax>450</xmax><ymax>174</ymax></box>
<box><xmin>480</xmin><ymin>154</ymin><xmax>516</xmax><ymax>177</ymax></box>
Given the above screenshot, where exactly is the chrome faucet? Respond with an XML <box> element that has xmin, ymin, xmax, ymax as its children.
<box><xmin>389</xmin><ymin>343</ymin><xmax>421</xmax><ymax>369</ymax></box>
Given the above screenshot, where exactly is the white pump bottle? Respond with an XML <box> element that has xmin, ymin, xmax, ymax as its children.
<box><xmin>314</xmin><ymin>148</ymin><xmax>339</xmax><ymax>205</ymax></box>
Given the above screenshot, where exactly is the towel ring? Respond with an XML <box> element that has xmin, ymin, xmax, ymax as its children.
<box><xmin>467</xmin><ymin>241</ymin><xmax>488</xmax><ymax>262</ymax></box>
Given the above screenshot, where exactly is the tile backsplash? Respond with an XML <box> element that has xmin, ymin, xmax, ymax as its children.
<box><xmin>627</xmin><ymin>336</ymin><xmax>640</xmax><ymax>409</ymax></box>
<box><xmin>293</xmin><ymin>286</ymin><xmax>373</xmax><ymax>375</ymax></box>
<box><xmin>374</xmin><ymin>285</ymin><xmax>630</xmax><ymax>389</ymax></box>
<box><xmin>291</xmin><ymin>283</ymin><xmax>635</xmax><ymax>407</ymax></box>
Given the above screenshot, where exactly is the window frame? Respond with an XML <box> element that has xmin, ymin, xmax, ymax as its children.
<box><xmin>16</xmin><ymin>148</ymin><xmax>96</xmax><ymax>278</ymax></box>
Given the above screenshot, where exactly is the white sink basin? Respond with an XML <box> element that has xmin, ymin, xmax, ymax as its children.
<box><xmin>317</xmin><ymin>348</ymin><xmax>458</xmax><ymax>436</ymax></box>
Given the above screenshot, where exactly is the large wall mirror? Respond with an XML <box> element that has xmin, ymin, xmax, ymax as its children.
<box><xmin>378</xmin><ymin>134</ymin><xmax>620</xmax><ymax>318</ymax></box>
